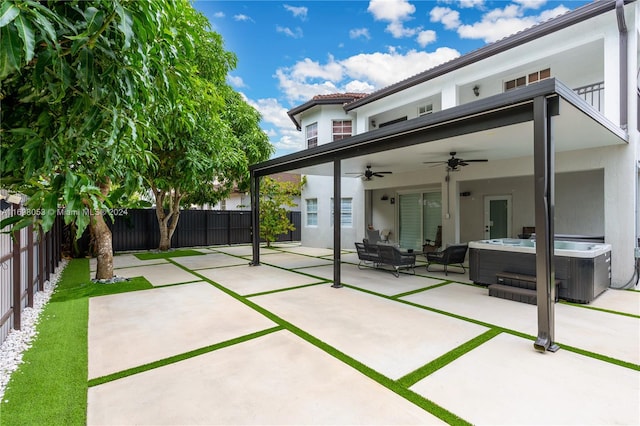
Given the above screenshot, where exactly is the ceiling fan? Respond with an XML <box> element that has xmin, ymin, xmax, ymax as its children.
<box><xmin>346</xmin><ymin>165</ymin><xmax>392</xmax><ymax>180</ymax></box>
<box><xmin>423</xmin><ymin>151</ymin><xmax>488</xmax><ymax>171</ymax></box>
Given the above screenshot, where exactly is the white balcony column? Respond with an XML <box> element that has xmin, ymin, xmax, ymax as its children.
<box><xmin>441</xmin><ymin>83</ymin><xmax>458</xmax><ymax>110</ymax></box>
<box><xmin>603</xmin><ymin>25</ymin><xmax>621</xmax><ymax>126</ymax></box>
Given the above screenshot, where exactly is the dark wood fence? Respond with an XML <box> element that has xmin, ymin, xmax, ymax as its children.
<box><xmin>0</xmin><ymin>204</ymin><xmax>63</xmax><ymax>344</ymax></box>
<box><xmin>77</xmin><ymin>209</ymin><xmax>301</xmax><ymax>253</ymax></box>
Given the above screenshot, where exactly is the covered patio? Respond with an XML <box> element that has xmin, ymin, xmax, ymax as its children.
<box><xmin>249</xmin><ymin>78</ymin><xmax>628</xmax><ymax>353</ymax></box>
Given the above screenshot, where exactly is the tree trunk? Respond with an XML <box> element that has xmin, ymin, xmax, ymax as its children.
<box><xmin>92</xmin><ymin>211</ymin><xmax>113</xmax><ymax>279</ymax></box>
<box><xmin>92</xmin><ymin>179</ymin><xmax>113</xmax><ymax>280</ymax></box>
<box><xmin>154</xmin><ymin>186</ymin><xmax>182</xmax><ymax>251</ymax></box>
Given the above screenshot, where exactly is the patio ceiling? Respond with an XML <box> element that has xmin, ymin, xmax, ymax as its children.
<box><xmin>251</xmin><ymin>78</ymin><xmax>627</xmax><ymax>179</ymax></box>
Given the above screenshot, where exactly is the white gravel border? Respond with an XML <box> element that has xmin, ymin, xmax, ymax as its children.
<box><xmin>0</xmin><ymin>259</ymin><xmax>68</xmax><ymax>401</ymax></box>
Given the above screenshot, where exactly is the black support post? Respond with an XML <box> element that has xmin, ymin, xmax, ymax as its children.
<box><xmin>332</xmin><ymin>159</ymin><xmax>343</xmax><ymax>288</ymax></box>
<box><xmin>533</xmin><ymin>95</ymin><xmax>559</xmax><ymax>353</ymax></box>
<box><xmin>250</xmin><ymin>171</ymin><xmax>260</xmax><ymax>266</ymax></box>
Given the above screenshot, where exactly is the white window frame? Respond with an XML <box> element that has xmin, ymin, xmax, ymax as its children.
<box><xmin>306</xmin><ymin>198</ymin><xmax>318</xmax><ymax>227</ymax></box>
<box><xmin>418</xmin><ymin>104</ymin><xmax>433</xmax><ymax>116</ymax></box>
<box><xmin>306</xmin><ymin>122</ymin><xmax>318</xmax><ymax>148</ymax></box>
<box><xmin>332</xmin><ymin>120</ymin><xmax>352</xmax><ymax>141</ymax></box>
<box><xmin>330</xmin><ymin>197</ymin><xmax>353</xmax><ymax>227</ymax></box>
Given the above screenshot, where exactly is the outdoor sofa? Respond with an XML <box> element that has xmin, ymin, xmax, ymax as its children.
<box><xmin>355</xmin><ymin>241</ymin><xmax>416</xmax><ymax>277</ymax></box>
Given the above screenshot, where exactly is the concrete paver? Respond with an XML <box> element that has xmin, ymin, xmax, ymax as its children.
<box><xmin>277</xmin><ymin>246</ymin><xmax>336</xmax><ymax>257</ymax></box>
<box><xmin>115</xmin><ymin>263</ymin><xmax>199</xmax><ymax>286</ymax></box>
<box><xmin>590</xmin><ymin>288</ymin><xmax>640</xmax><ymax>316</ymax></box>
<box><xmin>302</xmin><ymin>263</ymin><xmax>445</xmax><ymax>296</ymax></box>
<box><xmin>84</xmin><ymin>246</ymin><xmax>640</xmax><ymax>425</ymax></box>
<box><xmin>87</xmin><ymin>331</ymin><xmax>445</xmax><ymax>426</ymax></box>
<box><xmin>90</xmin><ymin>254</ymin><xmax>167</xmax><ymax>273</ymax></box>
<box><xmin>410</xmin><ymin>333</ymin><xmax>640</xmax><ymax>425</ymax></box>
<box><xmin>402</xmin><ymin>283</ymin><xmax>640</xmax><ymax>364</ymax></box>
<box><xmin>198</xmin><ymin>263</ymin><xmax>323</xmax><ymax>295</ymax></box>
<box><xmin>171</xmin><ymin>252</ymin><xmax>247</xmax><ymax>270</ymax></box>
<box><xmin>212</xmin><ymin>245</ymin><xmax>280</xmax><ymax>257</ymax></box>
<box><xmin>259</xmin><ymin>252</ymin><xmax>333</xmax><ymax>269</ymax></box>
<box><xmin>252</xmin><ymin>285</ymin><xmax>488</xmax><ymax>379</ymax></box>
<box><xmin>88</xmin><ymin>282</ymin><xmax>275</xmax><ymax>379</ymax></box>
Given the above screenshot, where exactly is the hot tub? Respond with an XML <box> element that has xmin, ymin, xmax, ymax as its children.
<box><xmin>469</xmin><ymin>238</ymin><xmax>612</xmax><ymax>303</ymax></box>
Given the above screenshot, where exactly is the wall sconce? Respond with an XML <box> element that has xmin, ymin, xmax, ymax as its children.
<box><xmin>371</xmin><ymin>119</ymin><xmax>376</xmax><ymax>128</ymax></box>
<box><xmin>473</xmin><ymin>85</ymin><xmax>480</xmax><ymax>97</ymax></box>
<box><xmin>380</xmin><ymin>194</ymin><xmax>389</xmax><ymax>201</ymax></box>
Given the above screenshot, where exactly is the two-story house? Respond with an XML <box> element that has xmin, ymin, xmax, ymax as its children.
<box><xmin>250</xmin><ymin>0</ymin><xmax>638</xmax><ymax>294</ymax></box>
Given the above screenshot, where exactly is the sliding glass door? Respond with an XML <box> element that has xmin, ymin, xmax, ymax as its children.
<box><xmin>399</xmin><ymin>192</ymin><xmax>442</xmax><ymax>250</ymax></box>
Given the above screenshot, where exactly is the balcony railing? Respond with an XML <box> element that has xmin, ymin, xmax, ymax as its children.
<box><xmin>573</xmin><ymin>81</ymin><xmax>604</xmax><ymax>112</ymax></box>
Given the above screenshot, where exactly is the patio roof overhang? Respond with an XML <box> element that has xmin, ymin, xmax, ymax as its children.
<box><xmin>249</xmin><ymin>77</ymin><xmax>628</xmax><ymax>353</ymax></box>
<box><xmin>250</xmin><ymin>78</ymin><xmax>627</xmax><ymax>178</ymax></box>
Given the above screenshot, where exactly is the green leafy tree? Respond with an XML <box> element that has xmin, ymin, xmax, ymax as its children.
<box><xmin>0</xmin><ymin>0</ymin><xmax>203</xmax><ymax>279</ymax></box>
<box><xmin>143</xmin><ymin>12</ymin><xmax>273</xmax><ymax>251</ymax></box>
<box><xmin>259</xmin><ymin>176</ymin><xmax>305</xmax><ymax>247</ymax></box>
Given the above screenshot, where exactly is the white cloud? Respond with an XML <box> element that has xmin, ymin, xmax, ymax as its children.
<box><xmin>291</xmin><ymin>56</ymin><xmax>343</xmax><ymax>82</ymax></box>
<box><xmin>350</xmin><ymin>28</ymin><xmax>371</xmax><ymax>40</ymax></box>
<box><xmin>228</xmin><ymin>75</ymin><xmax>246</xmax><ymax>88</ymax></box>
<box><xmin>284</xmin><ymin>4</ymin><xmax>308</xmax><ymax>20</ymax></box>
<box><xmin>514</xmin><ymin>0</ymin><xmax>547</xmax><ymax>10</ymax></box>
<box><xmin>457</xmin><ymin>3</ymin><xmax>569</xmax><ymax>43</ymax></box>
<box><xmin>368</xmin><ymin>0</ymin><xmax>415</xmax><ymax>22</ymax></box>
<box><xmin>430</xmin><ymin>7</ymin><xmax>461</xmax><ymax>30</ymax></box>
<box><xmin>275</xmin><ymin>47</ymin><xmax>460</xmax><ymax>103</ymax></box>
<box><xmin>367</xmin><ymin>0</ymin><xmax>425</xmax><ymax>41</ymax></box>
<box><xmin>234</xmin><ymin>14</ymin><xmax>254</xmax><ymax>22</ymax></box>
<box><xmin>276</xmin><ymin>25</ymin><xmax>303</xmax><ymax>38</ymax></box>
<box><xmin>417</xmin><ymin>30</ymin><xmax>437</xmax><ymax>47</ymax></box>
<box><xmin>458</xmin><ymin>0</ymin><xmax>484</xmax><ymax>8</ymax></box>
<box><xmin>213</xmin><ymin>11</ymin><xmax>225</xmax><ymax>18</ymax></box>
<box><xmin>244</xmin><ymin>96</ymin><xmax>304</xmax><ymax>153</ymax></box>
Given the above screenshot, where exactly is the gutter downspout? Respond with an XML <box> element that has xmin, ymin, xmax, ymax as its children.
<box><xmin>617</xmin><ymin>0</ymin><xmax>628</xmax><ymax>130</ymax></box>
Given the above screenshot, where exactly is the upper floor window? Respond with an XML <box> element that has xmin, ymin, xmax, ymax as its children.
<box><xmin>306</xmin><ymin>123</ymin><xmax>318</xmax><ymax>148</ymax></box>
<box><xmin>306</xmin><ymin>198</ymin><xmax>318</xmax><ymax>226</ymax></box>
<box><xmin>418</xmin><ymin>104</ymin><xmax>433</xmax><ymax>116</ymax></box>
<box><xmin>504</xmin><ymin>68</ymin><xmax>550</xmax><ymax>92</ymax></box>
<box><xmin>332</xmin><ymin>120</ymin><xmax>352</xmax><ymax>141</ymax></box>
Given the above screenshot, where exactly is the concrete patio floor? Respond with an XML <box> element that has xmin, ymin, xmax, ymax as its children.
<box><xmin>86</xmin><ymin>244</ymin><xmax>640</xmax><ymax>425</ymax></box>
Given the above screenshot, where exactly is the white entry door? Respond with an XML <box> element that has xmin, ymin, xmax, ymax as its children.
<box><xmin>484</xmin><ymin>195</ymin><xmax>512</xmax><ymax>239</ymax></box>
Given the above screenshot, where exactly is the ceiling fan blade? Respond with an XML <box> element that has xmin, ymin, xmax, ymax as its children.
<box><xmin>464</xmin><ymin>159</ymin><xmax>488</xmax><ymax>162</ymax></box>
<box><xmin>376</xmin><ymin>171</ymin><xmax>392</xmax><ymax>174</ymax></box>
<box><xmin>458</xmin><ymin>161</ymin><xmax>469</xmax><ymax>166</ymax></box>
<box><xmin>372</xmin><ymin>173</ymin><xmax>386</xmax><ymax>178</ymax></box>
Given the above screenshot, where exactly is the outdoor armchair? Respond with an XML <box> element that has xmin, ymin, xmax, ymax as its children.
<box><xmin>425</xmin><ymin>243</ymin><xmax>468</xmax><ymax>275</ymax></box>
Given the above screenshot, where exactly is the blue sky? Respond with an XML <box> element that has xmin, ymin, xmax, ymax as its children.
<box><xmin>194</xmin><ymin>0</ymin><xmax>590</xmax><ymax>158</ymax></box>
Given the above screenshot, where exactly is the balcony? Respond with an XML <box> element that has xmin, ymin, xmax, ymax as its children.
<box><xmin>573</xmin><ymin>81</ymin><xmax>603</xmax><ymax>112</ymax></box>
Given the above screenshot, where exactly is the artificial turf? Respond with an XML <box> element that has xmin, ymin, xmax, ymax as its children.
<box><xmin>0</xmin><ymin>259</ymin><xmax>153</xmax><ymax>426</ymax></box>
<box><xmin>134</xmin><ymin>249</ymin><xmax>205</xmax><ymax>260</ymax></box>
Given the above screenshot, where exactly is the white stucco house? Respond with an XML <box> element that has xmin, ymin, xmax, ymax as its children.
<box><xmin>249</xmin><ymin>0</ymin><xmax>639</xmax><ymax>349</ymax></box>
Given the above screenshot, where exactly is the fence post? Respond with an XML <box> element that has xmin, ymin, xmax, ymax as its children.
<box><xmin>12</xmin><ymin>203</ymin><xmax>21</xmax><ymax>330</ymax></box>
<box><xmin>38</xmin><ymin>230</ymin><xmax>45</xmax><ymax>291</ymax></box>
<box><xmin>27</xmin><ymin>224</ymin><xmax>34</xmax><ymax>308</ymax></box>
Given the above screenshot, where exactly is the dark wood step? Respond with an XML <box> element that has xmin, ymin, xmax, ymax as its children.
<box><xmin>488</xmin><ymin>283</ymin><xmax>537</xmax><ymax>305</ymax></box>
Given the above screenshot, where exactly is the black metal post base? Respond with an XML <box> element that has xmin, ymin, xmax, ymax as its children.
<box><xmin>534</xmin><ymin>336</ymin><xmax>560</xmax><ymax>353</ymax></box>
<box><xmin>331</xmin><ymin>282</ymin><xmax>344</xmax><ymax>288</ymax></box>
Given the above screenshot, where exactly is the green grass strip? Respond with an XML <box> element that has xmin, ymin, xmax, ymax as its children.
<box><xmin>171</xmin><ymin>265</ymin><xmax>470</xmax><ymax>425</ymax></box>
<box><xmin>135</xmin><ymin>249</ymin><xmax>205</xmax><ymax>260</ymax></box>
<box><xmin>0</xmin><ymin>259</ymin><xmax>153</xmax><ymax>426</ymax></box>
<box><xmin>1</xmin><ymin>260</ymin><xmax>90</xmax><ymax>425</ymax></box>
<box><xmin>397</xmin><ymin>329</ymin><xmax>503</xmax><ymax>388</ymax></box>
<box><xmin>391</xmin><ymin>281</ymin><xmax>453</xmax><ymax>299</ymax></box>
<box><xmin>244</xmin><ymin>282</ymin><xmax>329</xmax><ymax>298</ymax></box>
<box><xmin>558</xmin><ymin>343</ymin><xmax>640</xmax><ymax>371</ymax></box>
<box><xmin>559</xmin><ymin>300</ymin><xmax>640</xmax><ymax>319</ymax></box>
<box><xmin>88</xmin><ymin>326</ymin><xmax>284</xmax><ymax>387</ymax></box>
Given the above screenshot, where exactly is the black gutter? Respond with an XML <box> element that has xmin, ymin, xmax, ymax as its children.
<box><xmin>288</xmin><ymin>96</ymin><xmax>365</xmax><ymax>131</ymax></box>
<box><xmin>345</xmin><ymin>0</ymin><xmax>634</xmax><ymax>112</ymax></box>
<box><xmin>616</xmin><ymin>0</ymin><xmax>629</xmax><ymax>130</ymax></box>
